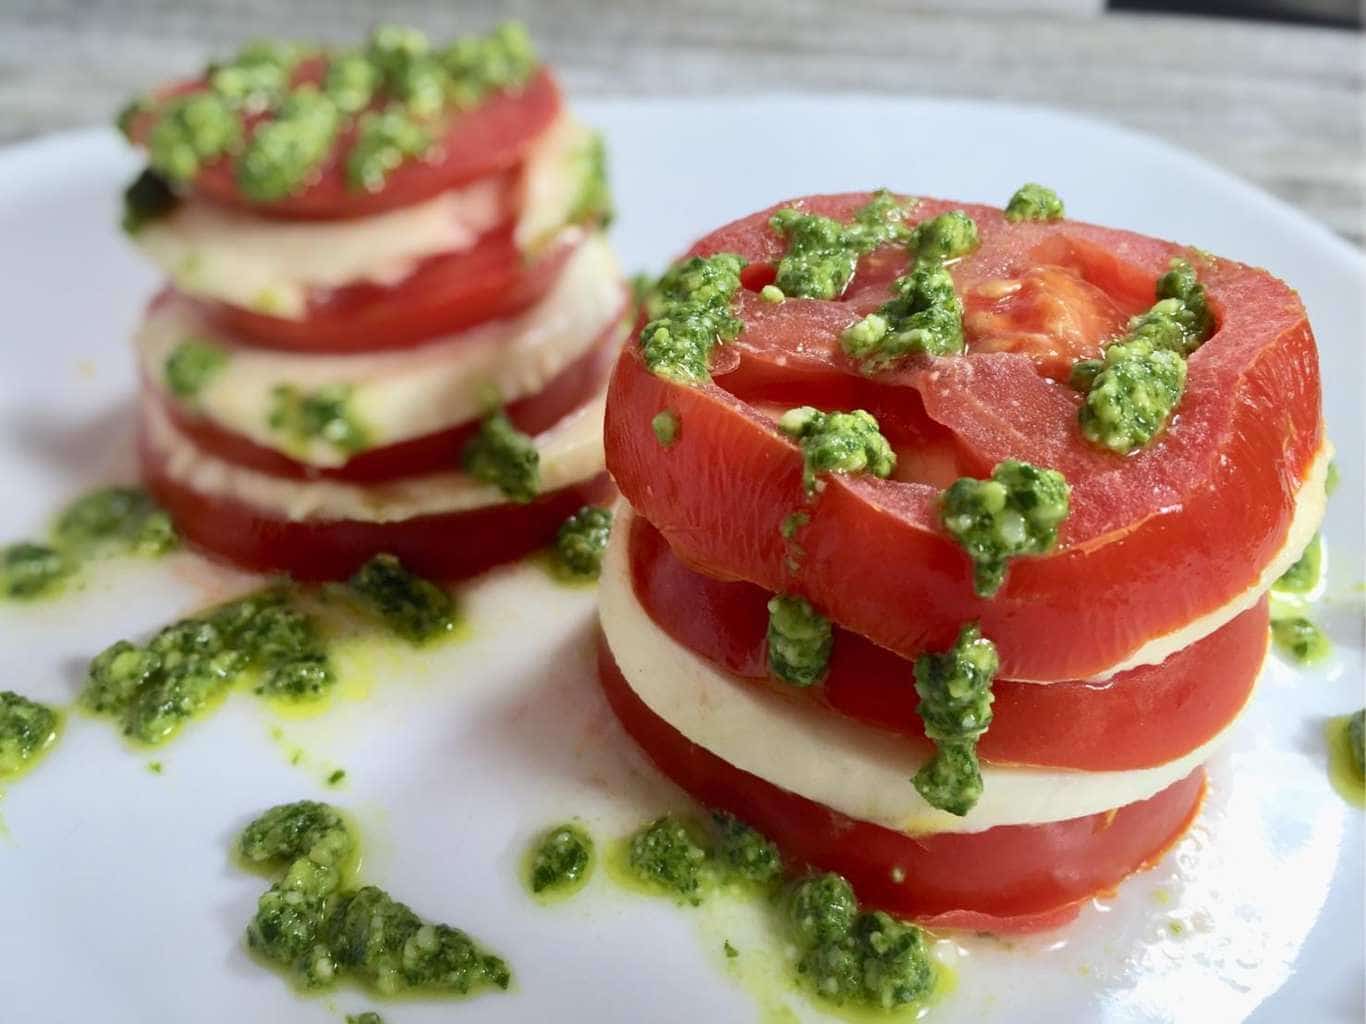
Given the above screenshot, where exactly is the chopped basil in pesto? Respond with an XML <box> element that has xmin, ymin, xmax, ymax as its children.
<box><xmin>347</xmin><ymin>106</ymin><xmax>433</xmax><ymax>193</ymax></box>
<box><xmin>236</xmin><ymin>86</ymin><xmax>340</xmax><ymax>202</ymax></box>
<box><xmin>54</xmin><ymin>486</ymin><xmax>177</xmax><ymax>557</ymax></box>
<box><xmin>346</xmin><ymin>554</ymin><xmax>455</xmax><ymax>644</ymax></box>
<box><xmin>1270</xmin><ymin>614</ymin><xmax>1330</xmax><ymax>665</ymax></box>
<box><xmin>0</xmin><ymin>691</ymin><xmax>59</xmax><ymax>777</ymax></box>
<box><xmin>164</xmin><ymin>337</ymin><xmax>228</xmax><ymax>399</ymax></box>
<box><xmin>626</xmin><ymin>815</ymin><xmax>711</xmax><ymax>905</ymax></box>
<box><xmin>211</xmin><ymin>39</ymin><xmax>303</xmax><ymax>111</ymax></box>
<box><xmin>553</xmin><ymin>505</ymin><xmax>613</xmax><ymax>580</ymax></box>
<box><xmin>147</xmin><ymin>92</ymin><xmax>241</xmax><ymax>182</ymax></box>
<box><xmin>910</xmin><ymin>210</ymin><xmax>979</xmax><ymax>263</ymax></box>
<box><xmin>940</xmin><ymin>460</ymin><xmax>1070</xmax><ymax>597</ymax></box>
<box><xmin>269</xmin><ymin>383</ymin><xmax>369</xmax><ymax>454</ymax></box>
<box><xmin>651</xmin><ymin>410</ymin><xmax>680</xmax><ymax>447</ymax></box>
<box><xmin>121</xmin><ymin>168</ymin><xmax>179</xmax><ymax>234</ymax></box>
<box><xmin>324</xmin><ymin>52</ymin><xmax>381</xmax><ymax>114</ymax></box>
<box><xmin>366</xmin><ymin>25</ymin><xmax>446</xmax><ymax>117</ymax></box>
<box><xmin>347</xmin><ymin>1014</ymin><xmax>385</xmax><ymax>1024</ymax></box>
<box><xmin>842</xmin><ymin>259</ymin><xmax>965</xmax><ymax>368</ymax></box>
<box><xmin>1004</xmin><ymin>183</ymin><xmax>1064</xmax><ymax>223</ymax></box>
<box><xmin>440</xmin><ymin>21</ymin><xmax>538</xmax><ymax>110</ymax></box>
<box><xmin>1347</xmin><ymin>710</ymin><xmax>1365</xmax><ymax>779</ymax></box>
<box><xmin>1</xmin><ymin>542</ymin><xmax>70</xmax><ymax>599</ymax></box>
<box><xmin>567</xmin><ymin>131</ymin><xmax>612</xmax><ymax>227</ymax></box>
<box><xmin>766</xmin><ymin>594</ymin><xmax>833</xmax><ymax>687</ymax></box>
<box><xmin>768</xmin><ymin>190</ymin><xmax>913</xmax><ymax>300</ymax></box>
<box><xmin>239</xmin><ymin>800</ymin><xmax>511</xmax><ymax>997</ymax></box>
<box><xmin>1275</xmin><ymin>534</ymin><xmax>1322</xmax><ymax>594</ymax></box>
<box><xmin>527</xmin><ymin>823</ymin><xmax>594</xmax><ymax>897</ymax></box>
<box><xmin>462</xmin><ymin>410</ymin><xmax>540</xmax><ymax>503</ymax></box>
<box><xmin>760</xmin><ymin>284</ymin><xmax>785</xmax><ymax>303</ymax></box>
<box><xmin>777</xmin><ymin>406</ymin><xmax>896</xmax><ymax>495</ymax></box>
<box><xmin>913</xmin><ymin>624</ymin><xmax>998</xmax><ymax>816</ymax></box>
<box><xmin>711</xmin><ymin>811</ymin><xmax>783</xmax><ymax>885</ymax></box>
<box><xmin>639</xmin><ymin>253</ymin><xmax>746</xmax><ymax>383</ymax></box>
<box><xmin>788</xmin><ymin>873</ymin><xmax>935</xmax><ymax>1011</ymax></box>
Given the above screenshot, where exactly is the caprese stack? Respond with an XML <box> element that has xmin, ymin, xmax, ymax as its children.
<box><xmin>598</xmin><ymin>190</ymin><xmax>1328</xmax><ymax>931</ymax></box>
<box><xmin>119</xmin><ymin>24</ymin><xmax>625</xmax><ymax>580</ymax></box>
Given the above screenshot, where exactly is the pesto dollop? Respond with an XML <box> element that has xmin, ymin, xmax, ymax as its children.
<box><xmin>526</xmin><ymin>823</ymin><xmax>594</xmax><ymax>897</ymax></box>
<box><xmin>777</xmin><ymin>406</ymin><xmax>896</xmax><ymax>495</ymax></box>
<box><xmin>567</xmin><ymin>131</ymin><xmax>613</xmax><ymax>228</ymax></box>
<box><xmin>1274</xmin><ymin>534</ymin><xmax>1322</xmax><ymax>594</ymax></box>
<box><xmin>552</xmin><ymin>505</ymin><xmax>613</xmax><ymax>581</ymax></box>
<box><xmin>461</xmin><ymin>410</ymin><xmax>540</xmax><ymax>503</ymax></box>
<box><xmin>269</xmin><ymin>384</ymin><xmax>369</xmax><ymax>454</ymax></box>
<box><xmin>639</xmin><ymin>253</ymin><xmax>747</xmax><ymax>383</ymax></box>
<box><xmin>913</xmin><ymin>624</ymin><xmax>998</xmax><ymax>816</ymax></box>
<box><xmin>1347</xmin><ymin>710</ymin><xmax>1365</xmax><ymax>779</ymax></box>
<box><xmin>768</xmin><ymin>190</ymin><xmax>913</xmax><ymax>300</ymax></box>
<box><xmin>347</xmin><ymin>1014</ymin><xmax>385</xmax><ymax>1024</ymax></box>
<box><xmin>651</xmin><ymin>410</ymin><xmax>680</xmax><ymax>447</ymax></box>
<box><xmin>346</xmin><ymin>554</ymin><xmax>456</xmax><ymax>644</ymax></box>
<box><xmin>940</xmin><ymin>460</ymin><xmax>1071</xmax><ymax>598</ymax></box>
<box><xmin>146</xmin><ymin>92</ymin><xmax>241</xmax><ymax>182</ymax></box>
<box><xmin>766</xmin><ymin>595</ymin><xmax>833</xmax><ymax>687</ymax></box>
<box><xmin>164</xmin><ymin>337</ymin><xmax>228</xmax><ymax>399</ymax></box>
<box><xmin>711</xmin><ymin>811</ymin><xmax>783</xmax><ymax>886</ymax></box>
<box><xmin>1270</xmin><ymin>614</ymin><xmax>1331</xmax><ymax>665</ymax></box>
<box><xmin>0</xmin><ymin>691</ymin><xmax>59</xmax><ymax>777</ymax></box>
<box><xmin>1</xmin><ymin>542</ymin><xmax>70</xmax><ymax>599</ymax></box>
<box><xmin>347</xmin><ymin>107</ymin><xmax>433</xmax><ymax>193</ymax></box>
<box><xmin>842</xmin><ymin>259</ymin><xmax>965</xmax><ymax>368</ymax></box>
<box><xmin>627</xmin><ymin>815</ymin><xmax>711</xmax><ymax>905</ymax></box>
<box><xmin>121</xmin><ymin>168</ymin><xmax>179</xmax><ymax>234</ymax></box>
<box><xmin>239</xmin><ymin>801</ymin><xmax>511</xmax><ymax>997</ymax></box>
<box><xmin>236</xmin><ymin>86</ymin><xmax>340</xmax><ymax>202</ymax></box>
<box><xmin>1004</xmin><ymin>183</ymin><xmax>1064</xmax><ymax>223</ymax></box>
<box><xmin>910</xmin><ymin>210</ymin><xmax>980</xmax><ymax>263</ymax></box>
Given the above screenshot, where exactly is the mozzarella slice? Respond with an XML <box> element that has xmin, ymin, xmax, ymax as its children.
<box><xmin>142</xmin><ymin>387</ymin><xmax>609</xmax><ymax>524</ymax></box>
<box><xmin>137</xmin><ymin>234</ymin><xmax>622</xmax><ymax>468</ymax></box>
<box><xmin>135</xmin><ymin>113</ymin><xmax>598</xmax><ymax>318</ymax></box>
<box><xmin>599</xmin><ymin>505</ymin><xmax>1253</xmax><ymax>837</ymax></box>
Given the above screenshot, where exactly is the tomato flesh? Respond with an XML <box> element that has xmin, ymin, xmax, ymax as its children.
<box><xmin>604</xmin><ymin>193</ymin><xmax>1322</xmax><ymax>681</ymax></box>
<box><xmin>628</xmin><ymin>514</ymin><xmax>1266</xmax><ymax>771</ymax></box>
<box><xmin>598</xmin><ymin>633</ymin><xmax>1206</xmax><ymax>931</ymax></box>
<box><xmin>159</xmin><ymin>314</ymin><xmax>623</xmax><ymax>483</ymax></box>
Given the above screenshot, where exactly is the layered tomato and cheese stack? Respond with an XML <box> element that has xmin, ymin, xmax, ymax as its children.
<box><xmin>598</xmin><ymin>190</ymin><xmax>1328</xmax><ymax>931</ymax></box>
<box><xmin>118</xmin><ymin>24</ymin><xmax>625</xmax><ymax>580</ymax></box>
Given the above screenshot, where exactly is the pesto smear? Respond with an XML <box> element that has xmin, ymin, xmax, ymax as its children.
<box><xmin>462</xmin><ymin>410</ymin><xmax>540</xmax><ymax>503</ymax></box>
<box><xmin>551</xmin><ymin>505</ymin><xmax>613</xmax><ymax>581</ymax></box>
<box><xmin>940</xmin><ymin>460</ymin><xmax>1071</xmax><ymax>598</ymax></box>
<box><xmin>1004</xmin><ymin>183</ymin><xmax>1064</xmax><ymax>223</ymax></box>
<box><xmin>1274</xmin><ymin>534</ymin><xmax>1322</xmax><ymax>594</ymax></box>
<box><xmin>766</xmin><ymin>595</ymin><xmax>833</xmax><ymax>687</ymax></box>
<box><xmin>346</xmin><ymin>554</ymin><xmax>456</xmax><ymax>644</ymax></box>
<box><xmin>1270</xmin><ymin>613</ymin><xmax>1331</xmax><ymax>665</ymax></box>
<box><xmin>239</xmin><ymin>801</ymin><xmax>511</xmax><ymax>997</ymax></box>
<box><xmin>164</xmin><ymin>337</ymin><xmax>228</xmax><ymax>399</ymax></box>
<box><xmin>768</xmin><ymin>190</ymin><xmax>914</xmax><ymax>300</ymax></box>
<box><xmin>526</xmin><ymin>823</ymin><xmax>594</xmax><ymax>898</ymax></box>
<box><xmin>913</xmin><ymin>624</ymin><xmax>998</xmax><ymax>816</ymax></box>
<box><xmin>639</xmin><ymin>253</ymin><xmax>747</xmax><ymax>383</ymax></box>
<box><xmin>0</xmin><ymin>691</ymin><xmax>60</xmax><ymax>777</ymax></box>
<box><xmin>269</xmin><ymin>384</ymin><xmax>370</xmax><ymax>455</ymax></box>
<box><xmin>777</xmin><ymin>406</ymin><xmax>896</xmax><ymax>495</ymax></box>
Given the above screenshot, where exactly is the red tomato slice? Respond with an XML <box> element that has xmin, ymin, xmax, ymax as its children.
<box><xmin>141</xmin><ymin>429</ymin><xmax>613</xmax><ymax>581</ymax></box>
<box><xmin>628</xmin><ymin>514</ymin><xmax>1265</xmax><ymax>771</ymax></box>
<box><xmin>604</xmin><ymin>193</ymin><xmax>1322</xmax><ymax>681</ymax></box>
<box><xmin>598</xmin><ymin>633</ymin><xmax>1206</xmax><ymax>931</ymax></box>
<box><xmin>133</xmin><ymin>66</ymin><xmax>563</xmax><ymax>220</ymax></box>
<box><xmin>159</xmin><ymin>313</ymin><xmax>624</xmax><ymax>484</ymax></box>
<box><xmin>201</xmin><ymin>227</ymin><xmax>579</xmax><ymax>353</ymax></box>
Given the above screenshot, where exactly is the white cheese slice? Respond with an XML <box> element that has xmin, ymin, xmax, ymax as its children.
<box><xmin>142</xmin><ymin>387</ymin><xmax>609</xmax><ymax>524</ymax></box>
<box><xmin>135</xmin><ymin>113</ymin><xmax>596</xmax><ymax>318</ymax></box>
<box><xmin>137</xmin><ymin>234</ymin><xmax>623</xmax><ymax>468</ymax></box>
<box><xmin>599</xmin><ymin>505</ymin><xmax>1253</xmax><ymax>837</ymax></box>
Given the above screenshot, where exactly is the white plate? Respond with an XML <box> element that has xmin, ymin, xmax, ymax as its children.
<box><xmin>0</xmin><ymin>97</ymin><xmax>1361</xmax><ymax>1024</ymax></box>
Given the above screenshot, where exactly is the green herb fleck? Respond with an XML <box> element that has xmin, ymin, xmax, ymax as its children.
<box><xmin>766</xmin><ymin>594</ymin><xmax>833</xmax><ymax>687</ymax></box>
<box><xmin>842</xmin><ymin>259</ymin><xmax>965</xmax><ymax>369</ymax></box>
<box><xmin>327</xmin><ymin>769</ymin><xmax>347</xmax><ymax>787</ymax></box>
<box><xmin>462</xmin><ymin>410</ymin><xmax>540</xmax><ymax>503</ymax></box>
<box><xmin>164</xmin><ymin>337</ymin><xmax>228</xmax><ymax>399</ymax></box>
<box><xmin>121</xmin><ymin>168</ymin><xmax>179</xmax><ymax>234</ymax></box>
<box><xmin>639</xmin><ymin>253</ymin><xmax>747</xmax><ymax>383</ymax></box>
<box><xmin>626</xmin><ymin>815</ymin><xmax>710</xmax><ymax>905</ymax></box>
<box><xmin>651</xmin><ymin>410</ymin><xmax>680</xmax><ymax>447</ymax></box>
<box><xmin>346</xmin><ymin>554</ymin><xmax>455</xmax><ymax>644</ymax></box>
<box><xmin>777</xmin><ymin>406</ymin><xmax>895</xmax><ymax>495</ymax></box>
<box><xmin>913</xmin><ymin>624</ymin><xmax>998</xmax><ymax>816</ymax></box>
<box><xmin>553</xmin><ymin>506</ymin><xmax>613</xmax><ymax>581</ymax></box>
<box><xmin>347</xmin><ymin>1014</ymin><xmax>385</xmax><ymax>1024</ymax></box>
<box><xmin>760</xmin><ymin>284</ymin><xmax>785</xmax><ymax>303</ymax></box>
<box><xmin>1004</xmin><ymin>183</ymin><xmax>1064</xmax><ymax>223</ymax></box>
<box><xmin>0</xmin><ymin>691</ymin><xmax>59</xmax><ymax>777</ymax></box>
<box><xmin>527</xmin><ymin>823</ymin><xmax>594</xmax><ymax>897</ymax></box>
<box><xmin>724</xmin><ymin>941</ymin><xmax>739</xmax><ymax>959</ymax></box>
<box><xmin>269</xmin><ymin>384</ymin><xmax>369</xmax><ymax>454</ymax></box>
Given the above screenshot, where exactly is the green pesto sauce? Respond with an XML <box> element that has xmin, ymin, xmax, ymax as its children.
<box><xmin>626</xmin><ymin>815</ymin><xmax>712</xmax><ymax>905</ymax></box>
<box><xmin>777</xmin><ymin>407</ymin><xmax>895</xmax><ymax>495</ymax></box>
<box><xmin>1325</xmin><ymin>460</ymin><xmax>1340</xmax><ymax>497</ymax></box>
<box><xmin>525</xmin><ymin>823</ymin><xmax>595</xmax><ymax>899</ymax></box>
<box><xmin>238</xmin><ymin>800</ymin><xmax>511</xmax><ymax>998</ymax></box>
<box><xmin>347</xmin><ymin>107</ymin><xmax>432</xmax><ymax>194</ymax></box>
<box><xmin>346</xmin><ymin>554</ymin><xmax>456</xmax><ymax>645</ymax></box>
<box><xmin>0</xmin><ymin>691</ymin><xmax>60</xmax><ymax>778</ymax></box>
<box><xmin>1270</xmin><ymin>613</ymin><xmax>1331</xmax><ymax>665</ymax></box>
<box><xmin>121</xmin><ymin>168</ymin><xmax>179</xmax><ymax>234</ymax></box>
<box><xmin>910</xmin><ymin>210</ymin><xmax>979</xmax><ymax>263</ymax></box>
<box><xmin>1004</xmin><ymin>183</ymin><xmax>1064</xmax><ymax>223</ymax></box>
<box><xmin>567</xmin><ymin>131</ymin><xmax>613</xmax><ymax>228</ymax></box>
<box><xmin>236</xmin><ymin>86</ymin><xmax>340</xmax><ymax>202</ymax></box>
<box><xmin>766</xmin><ymin>595</ymin><xmax>833</xmax><ymax>687</ymax></box>
<box><xmin>1326</xmin><ymin>711</ymin><xmax>1365</xmax><ymax>807</ymax></box>
<box><xmin>842</xmin><ymin>259</ymin><xmax>964</xmax><ymax>369</ymax></box>
<box><xmin>1274</xmin><ymin>533</ymin><xmax>1322</xmax><ymax>594</ymax></box>
<box><xmin>269</xmin><ymin>384</ymin><xmax>370</xmax><ymax>455</ymax></box>
<box><xmin>211</xmin><ymin>39</ymin><xmax>305</xmax><ymax>112</ymax></box>
<box><xmin>0</xmin><ymin>542</ymin><xmax>71</xmax><ymax>600</ymax></box>
<box><xmin>164</xmin><ymin>337</ymin><xmax>228</xmax><ymax>399</ymax></box>
<box><xmin>912</xmin><ymin>625</ymin><xmax>998</xmax><ymax>816</ymax></box>
<box><xmin>347</xmin><ymin>1013</ymin><xmax>385</xmax><ymax>1024</ymax></box>
<box><xmin>550</xmin><ymin>505</ymin><xmax>613</xmax><ymax>582</ymax></box>
<box><xmin>940</xmin><ymin>460</ymin><xmax>1070</xmax><ymax>598</ymax></box>
<box><xmin>461</xmin><ymin>410</ymin><xmax>540</xmax><ymax>503</ymax></box>
<box><xmin>711</xmin><ymin>811</ymin><xmax>783</xmax><ymax>886</ymax></box>
<box><xmin>146</xmin><ymin>92</ymin><xmax>240</xmax><ymax>182</ymax></box>
<box><xmin>768</xmin><ymin>191</ymin><xmax>914</xmax><ymax>300</ymax></box>
<box><xmin>652</xmin><ymin>410</ymin><xmax>680</xmax><ymax>447</ymax></box>
<box><xmin>640</xmin><ymin>253</ymin><xmax>747</xmax><ymax>384</ymax></box>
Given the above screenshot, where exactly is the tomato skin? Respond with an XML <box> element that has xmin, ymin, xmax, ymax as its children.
<box><xmin>137</xmin><ymin>68</ymin><xmax>563</xmax><ymax>221</ymax></box>
<box><xmin>201</xmin><ymin>227</ymin><xmax>578</xmax><ymax>353</ymax></box>
<box><xmin>141</xmin><ymin>428</ymin><xmax>613</xmax><ymax>580</ymax></box>
<box><xmin>598</xmin><ymin>633</ymin><xmax>1206</xmax><ymax>930</ymax></box>
<box><xmin>628</xmin><ymin>513</ymin><xmax>1267</xmax><ymax>771</ymax></box>
<box><xmin>603</xmin><ymin>193</ymin><xmax>1323</xmax><ymax>681</ymax></box>
<box><xmin>158</xmin><ymin>314</ymin><xmax>624</xmax><ymax>483</ymax></box>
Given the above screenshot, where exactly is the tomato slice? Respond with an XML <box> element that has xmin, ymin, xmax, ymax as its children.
<box><xmin>598</xmin><ymin>633</ymin><xmax>1206</xmax><ymax>931</ymax></box>
<box><xmin>604</xmin><ymin>193</ymin><xmax>1322</xmax><ymax>681</ymax></box>
<box><xmin>141</xmin><ymin>428</ymin><xmax>613</xmax><ymax>581</ymax></box>
<box><xmin>158</xmin><ymin>314</ymin><xmax>623</xmax><ymax>483</ymax></box>
<box><xmin>201</xmin><ymin>227</ymin><xmax>578</xmax><ymax>353</ymax></box>
<box><xmin>133</xmin><ymin>66</ymin><xmax>563</xmax><ymax>221</ymax></box>
<box><xmin>628</xmin><ymin>513</ymin><xmax>1265</xmax><ymax>771</ymax></box>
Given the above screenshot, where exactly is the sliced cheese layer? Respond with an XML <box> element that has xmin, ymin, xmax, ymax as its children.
<box><xmin>142</xmin><ymin>389</ymin><xmax>608</xmax><ymax>524</ymax></box>
<box><xmin>135</xmin><ymin>114</ymin><xmax>598</xmax><ymax>317</ymax></box>
<box><xmin>137</xmin><ymin>235</ymin><xmax>623</xmax><ymax>468</ymax></box>
<box><xmin>599</xmin><ymin>505</ymin><xmax>1250</xmax><ymax>837</ymax></box>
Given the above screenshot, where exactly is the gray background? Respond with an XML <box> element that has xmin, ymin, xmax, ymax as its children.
<box><xmin>2</xmin><ymin>0</ymin><xmax>1360</xmax><ymax>242</ymax></box>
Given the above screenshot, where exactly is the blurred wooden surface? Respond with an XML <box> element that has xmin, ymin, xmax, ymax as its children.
<box><xmin>1</xmin><ymin>0</ymin><xmax>1360</xmax><ymax>242</ymax></box>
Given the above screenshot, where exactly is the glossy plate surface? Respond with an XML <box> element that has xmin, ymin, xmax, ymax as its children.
<box><xmin>0</xmin><ymin>98</ymin><xmax>1361</xmax><ymax>1023</ymax></box>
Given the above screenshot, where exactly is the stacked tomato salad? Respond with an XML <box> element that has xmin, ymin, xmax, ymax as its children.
<box><xmin>598</xmin><ymin>187</ymin><xmax>1329</xmax><ymax>933</ymax></box>
<box><xmin>118</xmin><ymin>23</ymin><xmax>624</xmax><ymax>580</ymax></box>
